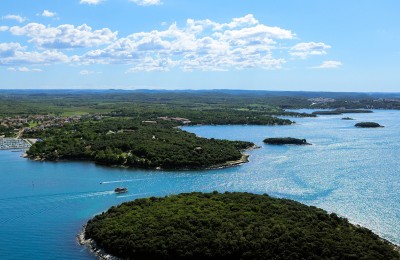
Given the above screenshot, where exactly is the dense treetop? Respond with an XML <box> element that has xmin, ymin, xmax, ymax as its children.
<box><xmin>312</xmin><ymin>109</ymin><xmax>373</xmax><ymax>115</ymax></box>
<box><xmin>355</xmin><ymin>122</ymin><xmax>384</xmax><ymax>128</ymax></box>
<box><xmin>263</xmin><ymin>137</ymin><xmax>311</xmax><ymax>145</ymax></box>
<box><xmin>85</xmin><ymin>192</ymin><xmax>400</xmax><ymax>260</ymax></box>
<box><xmin>26</xmin><ymin>118</ymin><xmax>254</xmax><ymax>169</ymax></box>
<box><xmin>2</xmin><ymin>89</ymin><xmax>398</xmax><ymax>118</ymax></box>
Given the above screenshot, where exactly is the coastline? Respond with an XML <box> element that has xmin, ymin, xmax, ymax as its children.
<box><xmin>78</xmin><ymin>225</ymin><xmax>120</xmax><ymax>260</ymax></box>
<box><xmin>204</xmin><ymin>144</ymin><xmax>260</xmax><ymax>170</ymax></box>
<box><xmin>25</xmin><ymin>145</ymin><xmax>260</xmax><ymax>171</ymax></box>
<box><xmin>76</xmin><ymin>146</ymin><xmax>259</xmax><ymax>260</ymax></box>
<box><xmin>351</xmin><ymin>224</ymin><xmax>400</xmax><ymax>254</ymax></box>
<box><xmin>79</xmin><ymin>204</ymin><xmax>400</xmax><ymax>260</ymax></box>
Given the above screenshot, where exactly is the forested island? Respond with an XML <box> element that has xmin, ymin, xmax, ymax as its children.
<box><xmin>355</xmin><ymin>122</ymin><xmax>384</xmax><ymax>128</ymax></box>
<box><xmin>82</xmin><ymin>192</ymin><xmax>400</xmax><ymax>260</ymax></box>
<box><xmin>264</xmin><ymin>137</ymin><xmax>311</xmax><ymax>145</ymax></box>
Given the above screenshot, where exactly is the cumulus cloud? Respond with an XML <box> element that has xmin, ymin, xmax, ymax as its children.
<box><xmin>290</xmin><ymin>42</ymin><xmax>331</xmax><ymax>59</ymax></box>
<box><xmin>0</xmin><ymin>26</ymin><xmax>9</xmax><ymax>32</ymax></box>
<box><xmin>2</xmin><ymin>14</ymin><xmax>332</xmax><ymax>71</ymax></box>
<box><xmin>0</xmin><ymin>42</ymin><xmax>69</xmax><ymax>65</ymax></box>
<box><xmin>2</xmin><ymin>15</ymin><xmax>26</xmax><ymax>23</ymax></box>
<box><xmin>125</xmin><ymin>57</ymin><xmax>175</xmax><ymax>73</ymax></box>
<box><xmin>8</xmin><ymin>67</ymin><xmax>42</xmax><ymax>72</ymax></box>
<box><xmin>79</xmin><ymin>14</ymin><xmax>294</xmax><ymax>72</ymax></box>
<box><xmin>41</xmin><ymin>10</ymin><xmax>57</xmax><ymax>18</ymax></box>
<box><xmin>9</xmin><ymin>23</ymin><xmax>117</xmax><ymax>49</ymax></box>
<box><xmin>130</xmin><ymin>0</ymin><xmax>162</xmax><ymax>6</ymax></box>
<box><xmin>0</xmin><ymin>42</ymin><xmax>26</xmax><ymax>58</ymax></box>
<box><xmin>313</xmin><ymin>60</ymin><xmax>342</xmax><ymax>69</ymax></box>
<box><xmin>79</xmin><ymin>69</ymin><xmax>101</xmax><ymax>75</ymax></box>
<box><xmin>80</xmin><ymin>0</ymin><xmax>105</xmax><ymax>4</ymax></box>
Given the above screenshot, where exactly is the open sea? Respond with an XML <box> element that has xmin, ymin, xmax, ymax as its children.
<box><xmin>0</xmin><ymin>110</ymin><xmax>399</xmax><ymax>259</ymax></box>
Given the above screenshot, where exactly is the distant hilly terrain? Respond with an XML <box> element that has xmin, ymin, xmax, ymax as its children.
<box><xmin>1</xmin><ymin>89</ymin><xmax>400</xmax><ymax>99</ymax></box>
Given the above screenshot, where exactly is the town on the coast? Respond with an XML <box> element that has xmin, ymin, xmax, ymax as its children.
<box><xmin>0</xmin><ymin>114</ymin><xmax>103</xmax><ymax>150</ymax></box>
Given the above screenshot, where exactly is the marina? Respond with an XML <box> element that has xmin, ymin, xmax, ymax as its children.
<box><xmin>0</xmin><ymin>138</ymin><xmax>31</xmax><ymax>150</ymax></box>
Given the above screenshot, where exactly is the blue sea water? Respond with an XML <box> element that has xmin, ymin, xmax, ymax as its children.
<box><xmin>0</xmin><ymin>110</ymin><xmax>399</xmax><ymax>259</ymax></box>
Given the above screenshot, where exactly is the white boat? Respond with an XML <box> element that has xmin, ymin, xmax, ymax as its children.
<box><xmin>114</xmin><ymin>187</ymin><xmax>128</xmax><ymax>194</ymax></box>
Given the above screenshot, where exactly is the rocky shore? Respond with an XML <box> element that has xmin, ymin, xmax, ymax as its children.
<box><xmin>78</xmin><ymin>226</ymin><xmax>119</xmax><ymax>260</ymax></box>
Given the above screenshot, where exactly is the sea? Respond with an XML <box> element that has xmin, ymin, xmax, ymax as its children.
<box><xmin>0</xmin><ymin>110</ymin><xmax>399</xmax><ymax>259</ymax></box>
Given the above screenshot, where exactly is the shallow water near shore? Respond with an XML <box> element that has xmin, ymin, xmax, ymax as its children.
<box><xmin>0</xmin><ymin>110</ymin><xmax>399</xmax><ymax>259</ymax></box>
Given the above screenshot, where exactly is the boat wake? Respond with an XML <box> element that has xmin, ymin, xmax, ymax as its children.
<box><xmin>116</xmin><ymin>192</ymin><xmax>151</xmax><ymax>198</ymax></box>
<box><xmin>0</xmin><ymin>190</ymin><xmax>116</xmax><ymax>224</ymax></box>
<box><xmin>100</xmin><ymin>178</ymin><xmax>147</xmax><ymax>184</ymax></box>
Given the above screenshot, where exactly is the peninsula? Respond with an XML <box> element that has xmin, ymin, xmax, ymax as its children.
<box><xmin>11</xmin><ymin>91</ymin><xmax>320</xmax><ymax>170</ymax></box>
<box><xmin>26</xmin><ymin>118</ymin><xmax>255</xmax><ymax>170</ymax></box>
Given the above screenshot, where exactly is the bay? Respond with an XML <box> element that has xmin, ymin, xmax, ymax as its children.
<box><xmin>0</xmin><ymin>110</ymin><xmax>399</xmax><ymax>259</ymax></box>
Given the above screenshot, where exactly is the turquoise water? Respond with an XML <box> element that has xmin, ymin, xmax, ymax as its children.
<box><xmin>0</xmin><ymin>110</ymin><xmax>399</xmax><ymax>259</ymax></box>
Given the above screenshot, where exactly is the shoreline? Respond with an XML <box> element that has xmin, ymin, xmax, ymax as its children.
<box><xmin>79</xmin><ymin>207</ymin><xmax>400</xmax><ymax>260</ymax></box>
<box><xmin>204</xmin><ymin>144</ymin><xmax>260</xmax><ymax>170</ymax></box>
<box><xmin>25</xmin><ymin>145</ymin><xmax>260</xmax><ymax>171</ymax></box>
<box><xmin>353</xmin><ymin>224</ymin><xmax>400</xmax><ymax>254</ymax></box>
<box><xmin>78</xmin><ymin>225</ymin><xmax>120</xmax><ymax>260</ymax></box>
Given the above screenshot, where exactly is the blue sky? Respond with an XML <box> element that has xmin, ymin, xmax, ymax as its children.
<box><xmin>1</xmin><ymin>0</ymin><xmax>399</xmax><ymax>91</ymax></box>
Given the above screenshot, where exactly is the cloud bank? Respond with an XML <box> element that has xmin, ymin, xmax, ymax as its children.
<box><xmin>1</xmin><ymin>14</ymin><xmax>337</xmax><ymax>72</ymax></box>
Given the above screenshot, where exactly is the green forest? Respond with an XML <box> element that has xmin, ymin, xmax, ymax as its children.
<box><xmin>263</xmin><ymin>137</ymin><xmax>311</xmax><ymax>145</ymax></box>
<box><xmin>26</xmin><ymin>118</ymin><xmax>254</xmax><ymax>169</ymax></box>
<box><xmin>85</xmin><ymin>192</ymin><xmax>400</xmax><ymax>260</ymax></box>
<box><xmin>16</xmin><ymin>90</ymin><xmax>316</xmax><ymax>168</ymax></box>
<box><xmin>1</xmin><ymin>89</ymin><xmax>398</xmax><ymax>118</ymax></box>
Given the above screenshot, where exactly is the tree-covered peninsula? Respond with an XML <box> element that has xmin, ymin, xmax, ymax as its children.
<box><xmin>83</xmin><ymin>192</ymin><xmax>400</xmax><ymax>260</ymax></box>
<box><xmin>26</xmin><ymin>118</ymin><xmax>254</xmax><ymax>169</ymax></box>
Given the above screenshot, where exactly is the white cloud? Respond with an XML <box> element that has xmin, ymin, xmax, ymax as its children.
<box><xmin>7</xmin><ymin>67</ymin><xmax>42</xmax><ymax>72</ymax></box>
<box><xmin>10</xmin><ymin>23</ymin><xmax>117</xmax><ymax>49</ymax></box>
<box><xmin>313</xmin><ymin>60</ymin><xmax>342</xmax><ymax>69</ymax></box>
<box><xmin>125</xmin><ymin>57</ymin><xmax>175</xmax><ymax>73</ymax></box>
<box><xmin>0</xmin><ymin>26</ymin><xmax>9</xmax><ymax>32</ymax></box>
<box><xmin>129</xmin><ymin>0</ymin><xmax>162</xmax><ymax>6</ymax></box>
<box><xmin>0</xmin><ymin>42</ymin><xmax>69</xmax><ymax>65</ymax></box>
<box><xmin>1</xmin><ymin>14</ymin><xmax>331</xmax><ymax>71</ymax></box>
<box><xmin>0</xmin><ymin>42</ymin><xmax>26</xmax><ymax>58</ymax></box>
<box><xmin>2</xmin><ymin>15</ymin><xmax>26</xmax><ymax>23</ymax></box>
<box><xmin>79</xmin><ymin>14</ymin><xmax>294</xmax><ymax>72</ymax></box>
<box><xmin>290</xmin><ymin>42</ymin><xmax>331</xmax><ymax>59</ymax></box>
<box><xmin>79</xmin><ymin>69</ymin><xmax>101</xmax><ymax>75</ymax></box>
<box><xmin>80</xmin><ymin>0</ymin><xmax>105</xmax><ymax>5</ymax></box>
<box><xmin>41</xmin><ymin>10</ymin><xmax>57</xmax><ymax>18</ymax></box>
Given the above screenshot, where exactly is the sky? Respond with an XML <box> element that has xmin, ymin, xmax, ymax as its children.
<box><xmin>0</xmin><ymin>0</ymin><xmax>399</xmax><ymax>92</ymax></box>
